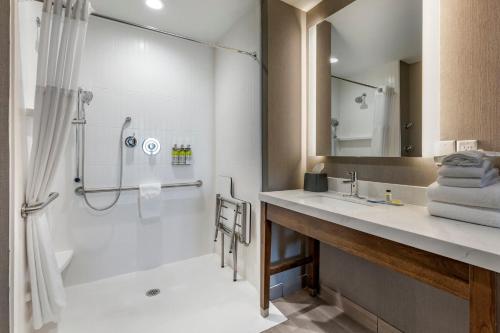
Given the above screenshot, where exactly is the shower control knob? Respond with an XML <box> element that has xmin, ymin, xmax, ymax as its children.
<box><xmin>404</xmin><ymin>145</ymin><xmax>414</xmax><ymax>153</ymax></box>
<box><xmin>125</xmin><ymin>135</ymin><xmax>137</xmax><ymax>148</ymax></box>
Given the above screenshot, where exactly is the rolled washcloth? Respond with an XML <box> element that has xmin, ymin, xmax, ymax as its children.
<box><xmin>437</xmin><ymin>168</ymin><xmax>499</xmax><ymax>188</ymax></box>
<box><xmin>428</xmin><ymin>201</ymin><xmax>500</xmax><ymax>228</ymax></box>
<box><xmin>427</xmin><ymin>181</ymin><xmax>500</xmax><ymax>210</ymax></box>
<box><xmin>438</xmin><ymin>159</ymin><xmax>493</xmax><ymax>178</ymax></box>
<box><xmin>441</xmin><ymin>151</ymin><xmax>486</xmax><ymax>167</ymax></box>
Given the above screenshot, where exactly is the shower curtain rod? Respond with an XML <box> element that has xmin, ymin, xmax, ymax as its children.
<box><xmin>332</xmin><ymin>75</ymin><xmax>377</xmax><ymax>89</ymax></box>
<box><xmin>34</xmin><ymin>0</ymin><xmax>259</xmax><ymax>62</ymax></box>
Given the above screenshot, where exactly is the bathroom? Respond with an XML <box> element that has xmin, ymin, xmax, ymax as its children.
<box><xmin>3</xmin><ymin>0</ymin><xmax>500</xmax><ymax>332</ymax></box>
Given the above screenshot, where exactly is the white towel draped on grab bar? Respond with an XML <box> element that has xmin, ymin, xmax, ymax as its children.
<box><xmin>138</xmin><ymin>183</ymin><xmax>162</xmax><ymax>219</ymax></box>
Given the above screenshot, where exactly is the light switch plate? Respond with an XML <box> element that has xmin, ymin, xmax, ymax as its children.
<box><xmin>457</xmin><ymin>140</ymin><xmax>478</xmax><ymax>152</ymax></box>
<box><xmin>437</xmin><ymin>140</ymin><xmax>456</xmax><ymax>155</ymax></box>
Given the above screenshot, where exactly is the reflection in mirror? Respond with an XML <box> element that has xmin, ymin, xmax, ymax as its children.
<box><xmin>314</xmin><ymin>0</ymin><xmax>423</xmax><ymax>157</ymax></box>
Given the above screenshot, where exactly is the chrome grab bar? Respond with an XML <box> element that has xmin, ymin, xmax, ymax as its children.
<box><xmin>74</xmin><ymin>180</ymin><xmax>203</xmax><ymax>195</ymax></box>
<box><xmin>21</xmin><ymin>192</ymin><xmax>60</xmax><ymax>218</ymax></box>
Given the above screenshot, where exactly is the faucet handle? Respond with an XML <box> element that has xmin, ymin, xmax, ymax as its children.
<box><xmin>343</xmin><ymin>171</ymin><xmax>356</xmax><ymax>183</ymax></box>
<box><xmin>347</xmin><ymin>171</ymin><xmax>357</xmax><ymax>181</ymax></box>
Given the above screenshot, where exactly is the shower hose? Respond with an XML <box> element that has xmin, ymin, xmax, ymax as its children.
<box><xmin>80</xmin><ymin>117</ymin><xmax>131</xmax><ymax>211</ymax></box>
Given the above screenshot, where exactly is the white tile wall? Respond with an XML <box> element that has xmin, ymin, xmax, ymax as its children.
<box><xmin>214</xmin><ymin>1</ymin><xmax>261</xmax><ymax>288</ymax></box>
<box><xmin>49</xmin><ymin>16</ymin><xmax>215</xmax><ymax>285</ymax></box>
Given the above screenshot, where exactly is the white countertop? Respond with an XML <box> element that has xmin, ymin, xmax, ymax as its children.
<box><xmin>260</xmin><ymin>190</ymin><xmax>500</xmax><ymax>273</ymax></box>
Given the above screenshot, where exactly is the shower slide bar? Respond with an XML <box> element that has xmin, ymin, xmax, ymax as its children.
<box><xmin>33</xmin><ymin>0</ymin><xmax>259</xmax><ymax>62</ymax></box>
<box><xmin>74</xmin><ymin>180</ymin><xmax>203</xmax><ymax>195</ymax></box>
<box><xmin>21</xmin><ymin>192</ymin><xmax>60</xmax><ymax>218</ymax></box>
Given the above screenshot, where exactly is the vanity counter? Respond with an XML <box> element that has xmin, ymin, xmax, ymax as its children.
<box><xmin>259</xmin><ymin>190</ymin><xmax>500</xmax><ymax>273</ymax></box>
<box><xmin>259</xmin><ymin>190</ymin><xmax>498</xmax><ymax>332</ymax></box>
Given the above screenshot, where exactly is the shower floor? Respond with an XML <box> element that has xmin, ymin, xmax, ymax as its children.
<box><xmin>58</xmin><ymin>254</ymin><xmax>286</xmax><ymax>333</ymax></box>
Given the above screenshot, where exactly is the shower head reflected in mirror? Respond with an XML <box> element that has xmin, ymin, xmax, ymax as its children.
<box><xmin>355</xmin><ymin>93</ymin><xmax>368</xmax><ymax>109</ymax></box>
<box><xmin>80</xmin><ymin>90</ymin><xmax>94</xmax><ymax>105</ymax></box>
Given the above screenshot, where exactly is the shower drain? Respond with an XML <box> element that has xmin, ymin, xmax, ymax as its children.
<box><xmin>145</xmin><ymin>288</ymin><xmax>161</xmax><ymax>297</ymax></box>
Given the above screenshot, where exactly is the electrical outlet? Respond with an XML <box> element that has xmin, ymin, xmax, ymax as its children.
<box><xmin>457</xmin><ymin>140</ymin><xmax>478</xmax><ymax>152</ymax></box>
<box><xmin>437</xmin><ymin>140</ymin><xmax>456</xmax><ymax>155</ymax></box>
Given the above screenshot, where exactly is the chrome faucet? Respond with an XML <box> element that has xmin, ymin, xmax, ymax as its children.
<box><xmin>342</xmin><ymin>171</ymin><xmax>364</xmax><ymax>199</ymax></box>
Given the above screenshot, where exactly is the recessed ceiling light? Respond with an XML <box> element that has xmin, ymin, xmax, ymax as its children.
<box><xmin>330</xmin><ymin>57</ymin><xmax>339</xmax><ymax>64</ymax></box>
<box><xmin>146</xmin><ymin>0</ymin><xmax>164</xmax><ymax>10</ymax></box>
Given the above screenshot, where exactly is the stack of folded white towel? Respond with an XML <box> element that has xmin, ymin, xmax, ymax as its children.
<box><xmin>427</xmin><ymin>151</ymin><xmax>500</xmax><ymax>228</ymax></box>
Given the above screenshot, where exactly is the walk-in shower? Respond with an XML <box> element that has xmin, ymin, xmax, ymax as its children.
<box><xmin>16</xmin><ymin>0</ymin><xmax>282</xmax><ymax>331</ymax></box>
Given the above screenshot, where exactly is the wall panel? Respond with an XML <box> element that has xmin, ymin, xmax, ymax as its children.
<box><xmin>441</xmin><ymin>0</ymin><xmax>500</xmax><ymax>152</ymax></box>
<box><xmin>262</xmin><ymin>0</ymin><xmax>304</xmax><ymax>191</ymax></box>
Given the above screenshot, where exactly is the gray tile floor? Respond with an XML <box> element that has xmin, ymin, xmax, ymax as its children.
<box><xmin>265</xmin><ymin>290</ymin><xmax>373</xmax><ymax>333</ymax></box>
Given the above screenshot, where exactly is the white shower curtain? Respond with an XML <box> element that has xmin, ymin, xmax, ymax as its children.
<box><xmin>371</xmin><ymin>86</ymin><xmax>400</xmax><ymax>157</ymax></box>
<box><xmin>26</xmin><ymin>0</ymin><xmax>90</xmax><ymax>328</ymax></box>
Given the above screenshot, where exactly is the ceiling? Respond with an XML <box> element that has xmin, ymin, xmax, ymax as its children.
<box><xmin>89</xmin><ymin>0</ymin><xmax>256</xmax><ymax>42</ymax></box>
<box><xmin>281</xmin><ymin>0</ymin><xmax>321</xmax><ymax>12</ymax></box>
<box><xmin>326</xmin><ymin>0</ymin><xmax>422</xmax><ymax>77</ymax></box>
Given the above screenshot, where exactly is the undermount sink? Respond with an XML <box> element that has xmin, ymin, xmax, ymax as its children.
<box><xmin>298</xmin><ymin>193</ymin><xmax>374</xmax><ymax>210</ymax></box>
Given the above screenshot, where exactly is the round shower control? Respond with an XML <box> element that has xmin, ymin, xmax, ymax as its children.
<box><xmin>143</xmin><ymin>138</ymin><xmax>161</xmax><ymax>155</ymax></box>
<box><xmin>125</xmin><ymin>135</ymin><xmax>137</xmax><ymax>148</ymax></box>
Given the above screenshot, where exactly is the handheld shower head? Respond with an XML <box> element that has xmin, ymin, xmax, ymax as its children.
<box><xmin>79</xmin><ymin>89</ymin><xmax>94</xmax><ymax>105</ymax></box>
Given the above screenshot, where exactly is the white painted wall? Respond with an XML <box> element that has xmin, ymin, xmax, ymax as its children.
<box><xmin>213</xmin><ymin>1</ymin><xmax>261</xmax><ymax>288</ymax></box>
<box><xmin>49</xmin><ymin>16</ymin><xmax>215</xmax><ymax>286</ymax></box>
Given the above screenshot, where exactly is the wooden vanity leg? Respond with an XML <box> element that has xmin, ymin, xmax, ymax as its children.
<box><xmin>469</xmin><ymin>265</ymin><xmax>497</xmax><ymax>333</ymax></box>
<box><xmin>260</xmin><ymin>203</ymin><xmax>272</xmax><ymax>317</ymax></box>
<box><xmin>307</xmin><ymin>238</ymin><xmax>320</xmax><ymax>296</ymax></box>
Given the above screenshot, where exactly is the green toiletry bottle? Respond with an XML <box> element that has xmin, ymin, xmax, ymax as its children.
<box><xmin>179</xmin><ymin>144</ymin><xmax>186</xmax><ymax>165</ymax></box>
<box><xmin>186</xmin><ymin>145</ymin><xmax>192</xmax><ymax>165</ymax></box>
<box><xmin>172</xmin><ymin>144</ymin><xmax>178</xmax><ymax>165</ymax></box>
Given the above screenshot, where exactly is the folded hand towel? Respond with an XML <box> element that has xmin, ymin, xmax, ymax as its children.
<box><xmin>427</xmin><ymin>181</ymin><xmax>500</xmax><ymax>210</ymax></box>
<box><xmin>442</xmin><ymin>151</ymin><xmax>486</xmax><ymax>167</ymax></box>
<box><xmin>438</xmin><ymin>159</ymin><xmax>492</xmax><ymax>178</ymax></box>
<box><xmin>138</xmin><ymin>183</ymin><xmax>162</xmax><ymax>219</ymax></box>
<box><xmin>437</xmin><ymin>168</ymin><xmax>499</xmax><ymax>188</ymax></box>
<box><xmin>428</xmin><ymin>201</ymin><xmax>500</xmax><ymax>228</ymax></box>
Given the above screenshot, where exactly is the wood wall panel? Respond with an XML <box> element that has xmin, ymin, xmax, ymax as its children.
<box><xmin>306</xmin><ymin>0</ymin><xmax>354</xmax><ymax>28</ymax></box>
<box><xmin>408</xmin><ymin>62</ymin><xmax>423</xmax><ymax>157</ymax></box>
<box><xmin>262</xmin><ymin>0</ymin><xmax>305</xmax><ymax>191</ymax></box>
<box><xmin>400</xmin><ymin>62</ymin><xmax>423</xmax><ymax>157</ymax></box>
<box><xmin>0</xmin><ymin>0</ymin><xmax>9</xmax><ymax>331</ymax></box>
<box><xmin>315</xmin><ymin>21</ymin><xmax>331</xmax><ymax>156</ymax></box>
<box><xmin>441</xmin><ymin>0</ymin><xmax>500</xmax><ymax>151</ymax></box>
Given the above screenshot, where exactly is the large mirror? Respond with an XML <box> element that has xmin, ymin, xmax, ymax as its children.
<box><xmin>311</xmin><ymin>0</ymin><xmax>423</xmax><ymax>157</ymax></box>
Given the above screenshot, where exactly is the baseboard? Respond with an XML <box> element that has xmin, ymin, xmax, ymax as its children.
<box><xmin>319</xmin><ymin>284</ymin><xmax>402</xmax><ymax>333</ymax></box>
<box><xmin>269</xmin><ymin>274</ymin><xmax>307</xmax><ymax>301</ymax></box>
